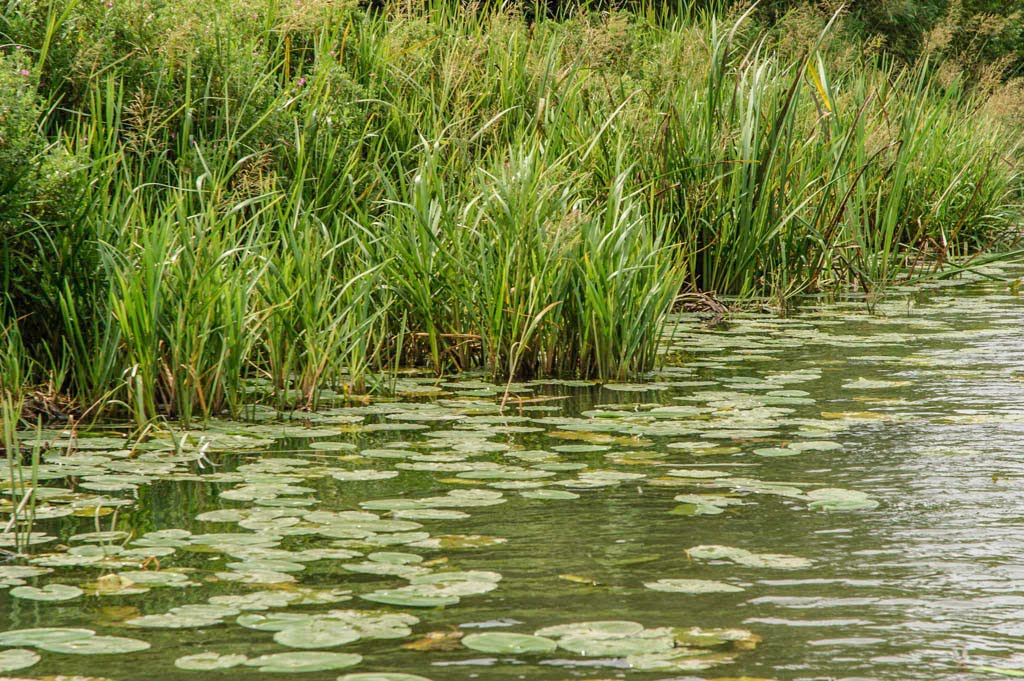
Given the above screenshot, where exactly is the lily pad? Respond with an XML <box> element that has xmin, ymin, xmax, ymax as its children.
<box><xmin>360</xmin><ymin>586</ymin><xmax>461</xmax><ymax>608</ymax></box>
<box><xmin>805</xmin><ymin>488</ymin><xmax>879</xmax><ymax>512</ymax></box>
<box><xmin>687</xmin><ymin>545</ymin><xmax>813</xmax><ymax>569</ymax></box>
<box><xmin>175</xmin><ymin>652</ymin><xmax>249</xmax><ymax>670</ymax></box>
<box><xmin>644</xmin><ymin>579</ymin><xmax>744</xmax><ymax>594</ymax></box>
<box><xmin>521</xmin><ymin>489</ymin><xmax>580</xmax><ymax>500</ymax></box>
<box><xmin>335</xmin><ymin>671</ymin><xmax>432</xmax><ymax>675</ymax></box>
<box><xmin>535</xmin><ymin>621</ymin><xmax>645</xmax><ymax>639</ymax></box>
<box><xmin>0</xmin><ymin>648</ymin><xmax>40</xmax><ymax>672</ymax></box>
<box><xmin>0</xmin><ymin>628</ymin><xmax>95</xmax><ymax>647</ymax></box>
<box><xmin>38</xmin><ymin>635</ymin><xmax>151</xmax><ymax>655</ymax></box>
<box><xmin>209</xmin><ymin>591</ymin><xmax>298</xmax><ymax>611</ymax></box>
<box><xmin>557</xmin><ymin>633</ymin><xmax>675</xmax><ymax>657</ymax></box>
<box><xmin>238</xmin><ymin>612</ymin><xmax>317</xmax><ymax>632</ymax></box>
<box><xmin>243</xmin><ymin>652</ymin><xmax>362</xmax><ymax>673</ymax></box>
<box><xmin>626</xmin><ymin>649</ymin><xmax>734</xmax><ymax>671</ymax></box>
<box><xmin>10</xmin><ymin>583</ymin><xmax>83</xmax><ymax>602</ymax></box>
<box><xmin>273</xmin><ymin>621</ymin><xmax>361</xmax><ymax>649</ymax></box>
<box><xmin>461</xmin><ymin>633</ymin><xmax>557</xmax><ymax>654</ymax></box>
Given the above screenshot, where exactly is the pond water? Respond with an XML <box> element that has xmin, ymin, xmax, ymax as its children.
<box><xmin>4</xmin><ymin>270</ymin><xmax>1024</xmax><ymax>681</ymax></box>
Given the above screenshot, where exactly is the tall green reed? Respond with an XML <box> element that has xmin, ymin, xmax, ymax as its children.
<box><xmin>0</xmin><ymin>0</ymin><xmax>1018</xmax><ymax>425</ymax></box>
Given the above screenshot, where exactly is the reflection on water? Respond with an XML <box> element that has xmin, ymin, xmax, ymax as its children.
<box><xmin>3</xmin><ymin>268</ymin><xmax>1024</xmax><ymax>681</ymax></box>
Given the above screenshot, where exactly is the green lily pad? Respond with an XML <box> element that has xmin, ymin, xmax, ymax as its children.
<box><xmin>535</xmin><ymin>621</ymin><xmax>645</xmax><ymax>639</ymax></box>
<box><xmin>360</xmin><ymin>586</ymin><xmax>460</xmax><ymax>608</ymax></box>
<box><xmin>806</xmin><ymin>488</ymin><xmax>879</xmax><ymax>511</ymax></box>
<box><xmin>842</xmin><ymin>378</ymin><xmax>909</xmax><ymax>389</ymax></box>
<box><xmin>788</xmin><ymin>440</ymin><xmax>841</xmax><ymax>451</ymax></box>
<box><xmin>322</xmin><ymin>610</ymin><xmax>418</xmax><ymax>639</ymax></box>
<box><xmin>687</xmin><ymin>544</ymin><xmax>813</xmax><ymax>569</ymax></box>
<box><xmin>243</xmin><ymin>652</ymin><xmax>362</xmax><ymax>673</ymax></box>
<box><xmin>0</xmin><ymin>532</ymin><xmax>56</xmax><ymax>547</ymax></box>
<box><xmin>175</xmin><ymin>652</ymin><xmax>249</xmax><ymax>670</ymax></box>
<box><xmin>273</xmin><ymin>621</ymin><xmax>361</xmax><ymax>649</ymax></box>
<box><xmin>341</xmin><ymin>561</ymin><xmax>429</xmax><ymax>578</ymax></box>
<box><xmin>461</xmin><ymin>633</ymin><xmax>557</xmax><ymax>654</ymax></box>
<box><xmin>557</xmin><ymin>633</ymin><xmax>675</xmax><ymax>657</ymax></box>
<box><xmin>331</xmin><ymin>470</ymin><xmax>399</xmax><ymax>482</ymax></box>
<box><xmin>335</xmin><ymin>671</ymin><xmax>432</xmax><ymax>675</ymax></box>
<box><xmin>215</xmin><ymin>569</ymin><xmax>296</xmax><ymax>584</ymax></box>
<box><xmin>10</xmin><ymin>583</ymin><xmax>83</xmax><ymax>601</ymax></box>
<box><xmin>0</xmin><ymin>628</ymin><xmax>95</xmax><ymax>647</ymax></box>
<box><xmin>644</xmin><ymin>579</ymin><xmax>744</xmax><ymax>594</ymax></box>
<box><xmin>209</xmin><ymin>591</ymin><xmax>298</xmax><ymax>611</ymax></box>
<box><xmin>392</xmin><ymin>509</ymin><xmax>470</xmax><ymax>520</ymax></box>
<box><xmin>521</xmin><ymin>489</ymin><xmax>580</xmax><ymax>500</ymax></box>
<box><xmin>310</xmin><ymin>441</ymin><xmax>359</xmax><ymax>451</ymax></box>
<box><xmin>126</xmin><ymin>612</ymin><xmax>223</xmax><ymax>629</ymax></box>
<box><xmin>0</xmin><ymin>648</ymin><xmax>40</xmax><ymax>672</ymax></box>
<box><xmin>116</xmin><ymin>570</ymin><xmax>194</xmax><ymax>587</ymax></box>
<box><xmin>237</xmin><ymin>613</ymin><xmax>315</xmax><ymax>632</ymax></box>
<box><xmin>38</xmin><ymin>635</ymin><xmax>151</xmax><ymax>655</ymax></box>
<box><xmin>626</xmin><ymin>649</ymin><xmax>733</xmax><ymax>671</ymax></box>
<box><xmin>409</xmin><ymin>534</ymin><xmax>507</xmax><ymax>550</ymax></box>
<box><xmin>0</xmin><ymin>566</ymin><xmax>51</xmax><ymax>582</ymax></box>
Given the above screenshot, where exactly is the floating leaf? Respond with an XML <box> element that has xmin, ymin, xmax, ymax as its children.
<box><xmin>360</xmin><ymin>586</ymin><xmax>460</xmax><ymax>608</ymax></box>
<box><xmin>273</xmin><ymin>621</ymin><xmax>361</xmax><ymax>649</ymax></box>
<box><xmin>10</xmin><ymin>584</ymin><xmax>83</xmax><ymax>602</ymax></box>
<box><xmin>243</xmin><ymin>652</ymin><xmax>362</xmax><ymax>673</ymax></box>
<box><xmin>38</xmin><ymin>635</ymin><xmax>151</xmax><ymax>655</ymax></box>
<box><xmin>644</xmin><ymin>579</ymin><xmax>744</xmax><ymax>594</ymax></box>
<box><xmin>331</xmin><ymin>470</ymin><xmax>399</xmax><ymax>482</ymax></box>
<box><xmin>521</xmin><ymin>489</ymin><xmax>580</xmax><ymax>500</ymax></box>
<box><xmin>461</xmin><ymin>633</ymin><xmax>557</xmax><ymax>654</ymax></box>
<box><xmin>535</xmin><ymin>621</ymin><xmax>645</xmax><ymax>640</ymax></box>
<box><xmin>0</xmin><ymin>628</ymin><xmax>95</xmax><ymax>647</ymax></box>
<box><xmin>687</xmin><ymin>545</ymin><xmax>812</xmax><ymax>569</ymax></box>
<box><xmin>805</xmin><ymin>488</ymin><xmax>879</xmax><ymax>512</ymax></box>
<box><xmin>335</xmin><ymin>671</ymin><xmax>432</xmax><ymax>675</ymax></box>
<box><xmin>626</xmin><ymin>649</ymin><xmax>734</xmax><ymax>671</ymax></box>
<box><xmin>175</xmin><ymin>652</ymin><xmax>249</xmax><ymax>670</ymax></box>
<box><xmin>842</xmin><ymin>378</ymin><xmax>909</xmax><ymax>390</ymax></box>
<box><xmin>0</xmin><ymin>648</ymin><xmax>40</xmax><ymax>672</ymax></box>
<box><xmin>557</xmin><ymin>633</ymin><xmax>675</xmax><ymax>657</ymax></box>
<box><xmin>209</xmin><ymin>591</ymin><xmax>298</xmax><ymax>611</ymax></box>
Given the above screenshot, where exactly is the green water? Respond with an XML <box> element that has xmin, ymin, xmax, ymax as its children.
<box><xmin>4</xmin><ymin>272</ymin><xmax>1024</xmax><ymax>680</ymax></box>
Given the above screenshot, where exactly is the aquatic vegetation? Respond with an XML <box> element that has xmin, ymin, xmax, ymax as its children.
<box><xmin>461</xmin><ymin>632</ymin><xmax>558</xmax><ymax>654</ymax></box>
<box><xmin>644</xmin><ymin>578</ymin><xmax>745</xmax><ymax>594</ymax></box>
<box><xmin>0</xmin><ymin>273</ymin><xmax>1023</xmax><ymax>678</ymax></box>
<box><xmin>0</xmin><ymin>1</ymin><xmax>1021</xmax><ymax>422</ymax></box>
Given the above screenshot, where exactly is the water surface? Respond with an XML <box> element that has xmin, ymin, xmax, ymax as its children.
<box><xmin>4</xmin><ymin>270</ymin><xmax>1024</xmax><ymax>680</ymax></box>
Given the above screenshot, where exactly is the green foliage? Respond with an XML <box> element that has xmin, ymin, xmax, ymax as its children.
<box><xmin>0</xmin><ymin>0</ymin><xmax>1020</xmax><ymax>423</ymax></box>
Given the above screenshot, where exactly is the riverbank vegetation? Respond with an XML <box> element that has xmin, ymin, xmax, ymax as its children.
<box><xmin>1</xmin><ymin>0</ymin><xmax>1022</xmax><ymax>423</ymax></box>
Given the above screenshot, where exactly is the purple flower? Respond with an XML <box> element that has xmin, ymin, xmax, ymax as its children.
<box><xmin>18</xmin><ymin>69</ymin><xmax>30</xmax><ymax>76</ymax></box>
<box><xmin>296</xmin><ymin>77</ymin><xmax>306</xmax><ymax>87</ymax></box>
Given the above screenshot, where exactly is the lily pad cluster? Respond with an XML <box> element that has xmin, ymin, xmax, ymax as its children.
<box><xmin>451</xmin><ymin>620</ymin><xmax>763</xmax><ymax>672</ymax></box>
<box><xmin>5</xmin><ymin>287</ymin><xmax>989</xmax><ymax>681</ymax></box>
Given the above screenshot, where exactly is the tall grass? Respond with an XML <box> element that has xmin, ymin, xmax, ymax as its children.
<box><xmin>0</xmin><ymin>0</ymin><xmax>1020</xmax><ymax>423</ymax></box>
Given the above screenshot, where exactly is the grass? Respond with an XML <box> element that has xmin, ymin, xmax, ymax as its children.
<box><xmin>0</xmin><ymin>0</ymin><xmax>1020</xmax><ymax>425</ymax></box>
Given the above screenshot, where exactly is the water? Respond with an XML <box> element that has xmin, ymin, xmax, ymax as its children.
<box><xmin>4</xmin><ymin>271</ymin><xmax>1024</xmax><ymax>680</ymax></box>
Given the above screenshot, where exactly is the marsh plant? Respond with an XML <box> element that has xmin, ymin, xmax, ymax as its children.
<box><xmin>0</xmin><ymin>0</ymin><xmax>1021</xmax><ymax>422</ymax></box>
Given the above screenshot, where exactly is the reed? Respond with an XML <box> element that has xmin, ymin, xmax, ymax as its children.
<box><xmin>0</xmin><ymin>0</ymin><xmax>1019</xmax><ymax>423</ymax></box>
